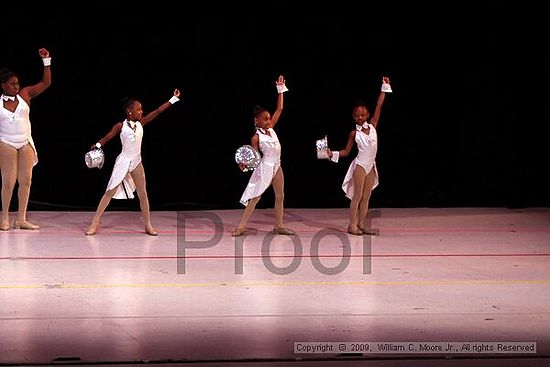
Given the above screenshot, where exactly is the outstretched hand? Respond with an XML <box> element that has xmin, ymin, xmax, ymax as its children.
<box><xmin>173</xmin><ymin>89</ymin><xmax>181</xmax><ymax>98</ymax></box>
<box><xmin>38</xmin><ymin>48</ymin><xmax>50</xmax><ymax>58</ymax></box>
<box><xmin>275</xmin><ymin>75</ymin><xmax>289</xmax><ymax>94</ymax></box>
<box><xmin>382</xmin><ymin>76</ymin><xmax>390</xmax><ymax>84</ymax></box>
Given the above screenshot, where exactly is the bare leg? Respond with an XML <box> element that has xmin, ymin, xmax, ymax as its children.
<box><xmin>358</xmin><ymin>167</ymin><xmax>377</xmax><ymax>234</ymax></box>
<box><xmin>271</xmin><ymin>167</ymin><xmax>294</xmax><ymax>235</ymax></box>
<box><xmin>348</xmin><ymin>165</ymin><xmax>366</xmax><ymax>235</ymax></box>
<box><xmin>232</xmin><ymin>196</ymin><xmax>261</xmax><ymax>236</ymax></box>
<box><xmin>0</xmin><ymin>142</ymin><xmax>17</xmax><ymax>230</ymax></box>
<box><xmin>15</xmin><ymin>144</ymin><xmax>38</xmax><ymax>229</ymax></box>
<box><xmin>130</xmin><ymin>163</ymin><xmax>157</xmax><ymax>235</ymax></box>
<box><xmin>85</xmin><ymin>186</ymin><xmax>117</xmax><ymax>235</ymax></box>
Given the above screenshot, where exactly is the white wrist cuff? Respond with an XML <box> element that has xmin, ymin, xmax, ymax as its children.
<box><xmin>276</xmin><ymin>84</ymin><xmax>289</xmax><ymax>94</ymax></box>
<box><xmin>381</xmin><ymin>82</ymin><xmax>392</xmax><ymax>93</ymax></box>
<box><xmin>95</xmin><ymin>142</ymin><xmax>102</xmax><ymax>149</ymax></box>
<box><xmin>169</xmin><ymin>96</ymin><xmax>180</xmax><ymax>104</ymax></box>
<box><xmin>42</xmin><ymin>57</ymin><xmax>51</xmax><ymax>66</ymax></box>
<box><xmin>330</xmin><ymin>151</ymin><xmax>340</xmax><ymax>163</ymax></box>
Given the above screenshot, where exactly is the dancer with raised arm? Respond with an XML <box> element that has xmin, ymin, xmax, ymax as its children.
<box><xmin>328</xmin><ymin>76</ymin><xmax>391</xmax><ymax>235</ymax></box>
<box><xmin>0</xmin><ymin>48</ymin><xmax>52</xmax><ymax>230</ymax></box>
<box><xmin>85</xmin><ymin>89</ymin><xmax>181</xmax><ymax>236</ymax></box>
<box><xmin>232</xmin><ymin>75</ymin><xmax>295</xmax><ymax>237</ymax></box>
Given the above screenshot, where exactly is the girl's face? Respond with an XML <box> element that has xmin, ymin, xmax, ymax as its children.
<box><xmin>255</xmin><ymin>111</ymin><xmax>271</xmax><ymax>130</ymax></box>
<box><xmin>352</xmin><ymin>106</ymin><xmax>369</xmax><ymax>125</ymax></box>
<box><xmin>2</xmin><ymin>76</ymin><xmax>20</xmax><ymax>96</ymax></box>
<box><xmin>127</xmin><ymin>101</ymin><xmax>144</xmax><ymax>121</ymax></box>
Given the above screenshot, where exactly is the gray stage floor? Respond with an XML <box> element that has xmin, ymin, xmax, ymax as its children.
<box><xmin>1</xmin><ymin>207</ymin><xmax>549</xmax><ymax>366</ymax></box>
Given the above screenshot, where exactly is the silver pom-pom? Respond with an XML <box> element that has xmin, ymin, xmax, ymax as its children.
<box><xmin>85</xmin><ymin>148</ymin><xmax>105</xmax><ymax>169</ymax></box>
<box><xmin>235</xmin><ymin>145</ymin><xmax>261</xmax><ymax>172</ymax></box>
<box><xmin>316</xmin><ymin>136</ymin><xmax>329</xmax><ymax>159</ymax></box>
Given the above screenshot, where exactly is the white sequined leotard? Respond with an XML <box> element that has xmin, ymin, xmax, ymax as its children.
<box><xmin>342</xmin><ymin>123</ymin><xmax>379</xmax><ymax>200</ymax></box>
<box><xmin>106</xmin><ymin>119</ymin><xmax>143</xmax><ymax>199</ymax></box>
<box><xmin>239</xmin><ymin>128</ymin><xmax>281</xmax><ymax>206</ymax></box>
<box><xmin>0</xmin><ymin>95</ymin><xmax>38</xmax><ymax>165</ymax></box>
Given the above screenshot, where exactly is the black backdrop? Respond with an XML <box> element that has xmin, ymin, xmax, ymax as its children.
<box><xmin>3</xmin><ymin>9</ymin><xmax>549</xmax><ymax>211</ymax></box>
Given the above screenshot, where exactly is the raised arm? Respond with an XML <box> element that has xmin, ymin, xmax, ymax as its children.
<box><xmin>370</xmin><ymin>76</ymin><xmax>390</xmax><ymax>128</ymax></box>
<box><xmin>19</xmin><ymin>48</ymin><xmax>52</xmax><ymax>103</ymax></box>
<box><xmin>141</xmin><ymin>88</ymin><xmax>181</xmax><ymax>126</ymax></box>
<box><xmin>270</xmin><ymin>75</ymin><xmax>287</xmax><ymax>128</ymax></box>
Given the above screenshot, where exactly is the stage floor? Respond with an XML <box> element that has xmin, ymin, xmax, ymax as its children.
<box><xmin>1</xmin><ymin>208</ymin><xmax>549</xmax><ymax>366</ymax></box>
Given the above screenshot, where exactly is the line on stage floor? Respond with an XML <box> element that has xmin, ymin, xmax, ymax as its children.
<box><xmin>3</xmin><ymin>278</ymin><xmax>550</xmax><ymax>289</ymax></box>
<box><xmin>2</xmin><ymin>253</ymin><xmax>550</xmax><ymax>261</ymax></box>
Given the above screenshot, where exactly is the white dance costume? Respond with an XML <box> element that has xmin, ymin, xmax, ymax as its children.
<box><xmin>0</xmin><ymin>95</ymin><xmax>38</xmax><ymax>165</ymax></box>
<box><xmin>239</xmin><ymin>128</ymin><xmax>281</xmax><ymax>206</ymax></box>
<box><xmin>342</xmin><ymin>123</ymin><xmax>379</xmax><ymax>200</ymax></box>
<box><xmin>106</xmin><ymin>119</ymin><xmax>143</xmax><ymax>199</ymax></box>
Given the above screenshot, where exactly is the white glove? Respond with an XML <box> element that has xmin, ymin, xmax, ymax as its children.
<box><xmin>276</xmin><ymin>84</ymin><xmax>289</xmax><ymax>94</ymax></box>
<box><xmin>381</xmin><ymin>80</ymin><xmax>392</xmax><ymax>93</ymax></box>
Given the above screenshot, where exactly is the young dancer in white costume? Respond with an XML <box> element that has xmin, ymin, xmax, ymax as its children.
<box><xmin>85</xmin><ymin>89</ymin><xmax>181</xmax><ymax>236</ymax></box>
<box><xmin>232</xmin><ymin>75</ymin><xmax>295</xmax><ymax>237</ymax></box>
<box><xmin>328</xmin><ymin>77</ymin><xmax>391</xmax><ymax>235</ymax></box>
<box><xmin>0</xmin><ymin>48</ymin><xmax>52</xmax><ymax>230</ymax></box>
